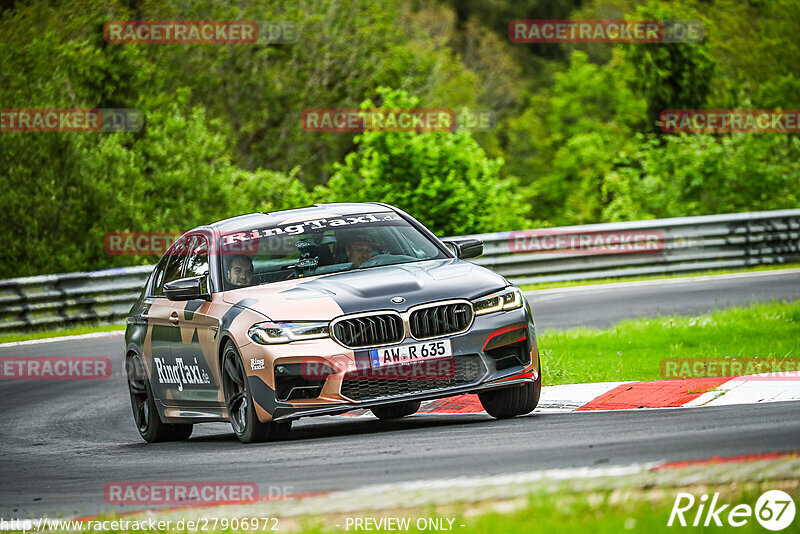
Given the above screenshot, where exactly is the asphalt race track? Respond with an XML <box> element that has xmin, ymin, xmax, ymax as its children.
<box><xmin>528</xmin><ymin>268</ymin><xmax>800</xmax><ymax>330</ymax></box>
<box><xmin>1</xmin><ymin>270</ymin><xmax>799</xmax><ymax>518</ymax></box>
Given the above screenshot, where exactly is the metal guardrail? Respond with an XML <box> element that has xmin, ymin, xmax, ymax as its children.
<box><xmin>1</xmin><ymin>209</ymin><xmax>799</xmax><ymax>332</ymax></box>
<box><xmin>469</xmin><ymin>208</ymin><xmax>800</xmax><ymax>285</ymax></box>
<box><xmin>0</xmin><ymin>265</ymin><xmax>153</xmax><ymax>332</ymax></box>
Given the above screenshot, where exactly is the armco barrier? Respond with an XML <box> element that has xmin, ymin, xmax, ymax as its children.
<box><xmin>469</xmin><ymin>209</ymin><xmax>800</xmax><ymax>285</ymax></box>
<box><xmin>1</xmin><ymin>209</ymin><xmax>799</xmax><ymax>332</ymax></box>
<box><xmin>0</xmin><ymin>266</ymin><xmax>152</xmax><ymax>332</ymax></box>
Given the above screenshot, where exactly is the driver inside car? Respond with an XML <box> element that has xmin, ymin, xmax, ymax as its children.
<box><xmin>346</xmin><ymin>239</ymin><xmax>380</xmax><ymax>268</ymax></box>
<box><xmin>226</xmin><ymin>255</ymin><xmax>254</xmax><ymax>287</ymax></box>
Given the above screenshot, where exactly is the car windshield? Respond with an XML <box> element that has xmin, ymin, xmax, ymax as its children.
<box><xmin>218</xmin><ymin>211</ymin><xmax>448</xmax><ymax>289</ymax></box>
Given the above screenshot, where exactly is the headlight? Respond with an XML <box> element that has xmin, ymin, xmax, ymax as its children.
<box><xmin>471</xmin><ymin>287</ymin><xmax>524</xmax><ymax>316</ymax></box>
<box><xmin>248</xmin><ymin>321</ymin><xmax>330</xmax><ymax>344</ymax></box>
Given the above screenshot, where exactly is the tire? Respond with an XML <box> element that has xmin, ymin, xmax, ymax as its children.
<box><xmin>221</xmin><ymin>341</ymin><xmax>292</xmax><ymax>443</ymax></box>
<box><xmin>370</xmin><ymin>400</ymin><xmax>421</xmax><ymax>420</ymax></box>
<box><xmin>126</xmin><ymin>353</ymin><xmax>193</xmax><ymax>443</ymax></box>
<box><xmin>478</xmin><ymin>361</ymin><xmax>542</xmax><ymax>419</ymax></box>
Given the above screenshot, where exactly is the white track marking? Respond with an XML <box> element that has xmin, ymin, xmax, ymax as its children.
<box><xmin>537</xmin><ymin>381</ymin><xmax>632</xmax><ymax>411</ymax></box>
<box><xmin>686</xmin><ymin>372</ymin><xmax>800</xmax><ymax>407</ymax></box>
<box><xmin>525</xmin><ymin>268</ymin><xmax>800</xmax><ymax>296</ymax></box>
<box><xmin>0</xmin><ymin>330</ymin><xmax>124</xmax><ymax>348</ymax></box>
<box><xmin>340</xmin><ymin>461</ymin><xmax>663</xmax><ymax>496</ymax></box>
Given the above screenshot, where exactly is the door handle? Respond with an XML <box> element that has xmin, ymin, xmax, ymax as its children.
<box><xmin>169</xmin><ymin>312</ymin><xmax>180</xmax><ymax>325</ymax></box>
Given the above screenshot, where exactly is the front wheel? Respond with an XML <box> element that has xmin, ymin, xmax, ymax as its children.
<box><xmin>478</xmin><ymin>364</ymin><xmax>541</xmax><ymax>419</ymax></box>
<box><xmin>126</xmin><ymin>353</ymin><xmax>193</xmax><ymax>443</ymax></box>
<box><xmin>370</xmin><ymin>400</ymin><xmax>421</xmax><ymax>420</ymax></box>
<box><xmin>221</xmin><ymin>341</ymin><xmax>291</xmax><ymax>443</ymax></box>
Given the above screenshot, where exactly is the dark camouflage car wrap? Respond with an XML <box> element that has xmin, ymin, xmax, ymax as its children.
<box><xmin>125</xmin><ymin>203</ymin><xmax>540</xmax><ymax>427</ymax></box>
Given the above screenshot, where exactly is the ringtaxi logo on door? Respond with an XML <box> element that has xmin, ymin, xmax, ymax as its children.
<box><xmin>668</xmin><ymin>490</ymin><xmax>795</xmax><ymax>530</ymax></box>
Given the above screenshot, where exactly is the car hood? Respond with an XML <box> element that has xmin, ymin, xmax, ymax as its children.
<box><xmin>221</xmin><ymin>258</ymin><xmax>508</xmax><ymax>320</ymax></box>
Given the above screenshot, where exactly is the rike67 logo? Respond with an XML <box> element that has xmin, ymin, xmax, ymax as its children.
<box><xmin>668</xmin><ymin>490</ymin><xmax>795</xmax><ymax>531</ymax></box>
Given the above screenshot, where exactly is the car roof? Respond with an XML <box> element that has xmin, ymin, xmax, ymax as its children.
<box><xmin>202</xmin><ymin>202</ymin><xmax>396</xmax><ymax>233</ymax></box>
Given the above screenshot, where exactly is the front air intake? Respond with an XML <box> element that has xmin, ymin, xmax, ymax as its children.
<box><xmin>331</xmin><ymin>312</ymin><xmax>404</xmax><ymax>349</ymax></box>
<box><xmin>409</xmin><ymin>302</ymin><xmax>473</xmax><ymax>339</ymax></box>
<box><xmin>340</xmin><ymin>355</ymin><xmax>486</xmax><ymax>401</ymax></box>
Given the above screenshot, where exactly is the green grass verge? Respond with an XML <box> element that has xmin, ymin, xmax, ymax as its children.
<box><xmin>70</xmin><ymin>480</ymin><xmax>798</xmax><ymax>534</ymax></box>
<box><xmin>293</xmin><ymin>483</ymin><xmax>797</xmax><ymax>534</ymax></box>
<box><xmin>0</xmin><ymin>323</ymin><xmax>124</xmax><ymax>344</ymax></box>
<box><xmin>539</xmin><ymin>299</ymin><xmax>800</xmax><ymax>385</ymax></box>
<box><xmin>520</xmin><ymin>263</ymin><xmax>800</xmax><ymax>291</ymax></box>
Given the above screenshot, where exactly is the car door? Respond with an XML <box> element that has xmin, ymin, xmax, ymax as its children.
<box><xmin>145</xmin><ymin>236</ymin><xmax>190</xmax><ymax>405</ymax></box>
<box><xmin>168</xmin><ymin>234</ymin><xmax>222</xmax><ymax>407</ymax></box>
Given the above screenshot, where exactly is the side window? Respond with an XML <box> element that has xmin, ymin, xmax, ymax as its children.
<box><xmin>185</xmin><ymin>236</ymin><xmax>209</xmax><ymax>278</ymax></box>
<box><xmin>152</xmin><ymin>236</ymin><xmax>190</xmax><ymax>296</ymax></box>
<box><xmin>149</xmin><ymin>255</ymin><xmax>169</xmax><ymax>297</ymax></box>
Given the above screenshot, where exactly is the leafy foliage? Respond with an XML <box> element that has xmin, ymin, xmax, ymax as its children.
<box><xmin>321</xmin><ymin>88</ymin><xmax>529</xmax><ymax>236</ymax></box>
<box><xmin>506</xmin><ymin>50</ymin><xmax>647</xmax><ymax>224</ymax></box>
<box><xmin>1</xmin><ymin>0</ymin><xmax>799</xmax><ymax>277</ymax></box>
<box><xmin>622</xmin><ymin>3</ymin><xmax>716</xmax><ymax>132</ymax></box>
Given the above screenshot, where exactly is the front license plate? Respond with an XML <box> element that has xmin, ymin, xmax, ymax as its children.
<box><xmin>369</xmin><ymin>340</ymin><xmax>452</xmax><ymax>368</ymax></box>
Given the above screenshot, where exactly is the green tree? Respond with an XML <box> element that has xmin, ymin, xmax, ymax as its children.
<box><xmin>139</xmin><ymin>0</ymin><xmax>484</xmax><ymax>184</ymax></box>
<box><xmin>0</xmin><ymin>88</ymin><xmax>313</xmax><ymax>278</ymax></box>
<box><xmin>619</xmin><ymin>133</ymin><xmax>800</xmax><ymax>218</ymax></box>
<box><xmin>320</xmin><ymin>87</ymin><xmax>530</xmax><ymax>237</ymax></box>
<box><xmin>506</xmin><ymin>50</ymin><xmax>647</xmax><ymax>225</ymax></box>
<box><xmin>0</xmin><ymin>0</ymin><xmax>315</xmax><ymax>277</ymax></box>
<box><xmin>622</xmin><ymin>3</ymin><xmax>716</xmax><ymax>131</ymax></box>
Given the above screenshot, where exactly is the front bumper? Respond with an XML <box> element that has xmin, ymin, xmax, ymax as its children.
<box><xmin>270</xmin><ymin>372</ymin><xmax>538</xmax><ymax>421</ymax></box>
<box><xmin>238</xmin><ymin>306</ymin><xmax>539</xmax><ymax>423</ymax></box>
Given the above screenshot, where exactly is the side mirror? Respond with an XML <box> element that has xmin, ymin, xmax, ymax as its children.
<box><xmin>442</xmin><ymin>238</ymin><xmax>484</xmax><ymax>260</ymax></box>
<box><xmin>164</xmin><ymin>275</ymin><xmax>210</xmax><ymax>301</ymax></box>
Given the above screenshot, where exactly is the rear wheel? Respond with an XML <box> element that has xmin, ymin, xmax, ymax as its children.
<box><xmin>370</xmin><ymin>400</ymin><xmax>421</xmax><ymax>420</ymax></box>
<box><xmin>221</xmin><ymin>341</ymin><xmax>291</xmax><ymax>443</ymax></box>
<box><xmin>478</xmin><ymin>362</ymin><xmax>541</xmax><ymax>419</ymax></box>
<box><xmin>126</xmin><ymin>353</ymin><xmax>193</xmax><ymax>442</ymax></box>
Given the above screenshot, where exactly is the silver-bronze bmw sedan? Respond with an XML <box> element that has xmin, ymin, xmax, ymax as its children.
<box><xmin>125</xmin><ymin>203</ymin><xmax>541</xmax><ymax>443</ymax></box>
